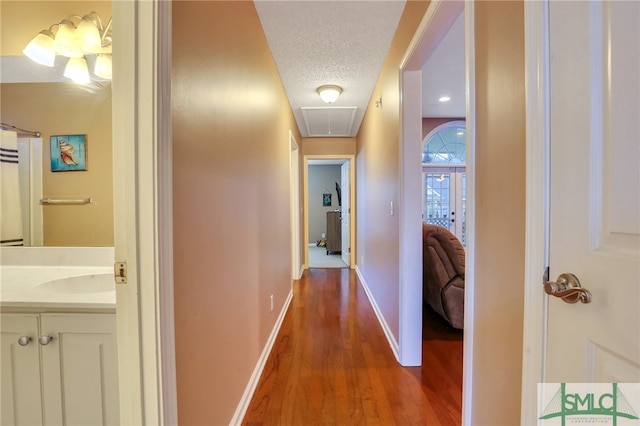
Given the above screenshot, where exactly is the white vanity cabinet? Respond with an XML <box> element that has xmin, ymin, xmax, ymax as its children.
<box><xmin>1</xmin><ymin>314</ymin><xmax>43</xmax><ymax>425</ymax></box>
<box><xmin>1</xmin><ymin>312</ymin><xmax>119</xmax><ymax>425</ymax></box>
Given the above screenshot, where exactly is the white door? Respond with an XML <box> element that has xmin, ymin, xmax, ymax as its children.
<box><xmin>422</xmin><ymin>167</ymin><xmax>466</xmax><ymax>245</ymax></box>
<box><xmin>341</xmin><ymin>161</ymin><xmax>350</xmax><ymax>266</ymax></box>
<box><xmin>545</xmin><ymin>0</ymin><xmax>639</xmax><ymax>386</ymax></box>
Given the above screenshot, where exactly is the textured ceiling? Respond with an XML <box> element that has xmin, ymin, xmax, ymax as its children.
<box><xmin>254</xmin><ymin>1</ymin><xmax>406</xmax><ymax>138</ymax></box>
<box><xmin>1</xmin><ymin>1</ymin><xmax>466</xmax><ymax>136</ymax></box>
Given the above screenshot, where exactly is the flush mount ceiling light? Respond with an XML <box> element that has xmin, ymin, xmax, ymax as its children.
<box><xmin>317</xmin><ymin>85</ymin><xmax>343</xmax><ymax>104</ymax></box>
<box><xmin>23</xmin><ymin>11</ymin><xmax>112</xmax><ymax>84</ymax></box>
<box><xmin>438</xmin><ymin>96</ymin><xmax>451</xmax><ymax>102</ymax></box>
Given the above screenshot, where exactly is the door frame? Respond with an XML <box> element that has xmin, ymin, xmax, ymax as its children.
<box><xmin>398</xmin><ymin>0</ymin><xmax>471</xmax><ymax>416</ymax></box>
<box><xmin>290</xmin><ymin>131</ymin><xmax>303</xmax><ymax>279</ymax></box>
<box><xmin>303</xmin><ymin>155</ymin><xmax>356</xmax><ymax>269</ymax></box>
<box><xmin>340</xmin><ymin>161</ymin><xmax>351</xmax><ymax>266</ymax></box>
<box><xmin>521</xmin><ymin>1</ymin><xmax>552</xmax><ymax>424</ymax></box>
<box><xmin>112</xmin><ymin>1</ymin><xmax>177</xmax><ymax>424</ymax></box>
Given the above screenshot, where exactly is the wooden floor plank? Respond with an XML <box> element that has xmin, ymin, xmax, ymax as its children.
<box><xmin>242</xmin><ymin>268</ymin><xmax>463</xmax><ymax>425</ymax></box>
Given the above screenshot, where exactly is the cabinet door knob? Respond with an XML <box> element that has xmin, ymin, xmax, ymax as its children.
<box><xmin>18</xmin><ymin>336</ymin><xmax>32</xmax><ymax>346</ymax></box>
<box><xmin>39</xmin><ymin>335</ymin><xmax>54</xmax><ymax>345</ymax></box>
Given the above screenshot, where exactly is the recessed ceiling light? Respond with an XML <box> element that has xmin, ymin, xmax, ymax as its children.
<box><xmin>438</xmin><ymin>96</ymin><xmax>451</xmax><ymax>102</ymax></box>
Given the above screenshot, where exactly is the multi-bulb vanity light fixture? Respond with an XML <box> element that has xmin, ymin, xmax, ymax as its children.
<box><xmin>23</xmin><ymin>12</ymin><xmax>112</xmax><ymax>84</ymax></box>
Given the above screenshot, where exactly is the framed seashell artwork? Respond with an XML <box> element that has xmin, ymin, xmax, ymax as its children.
<box><xmin>50</xmin><ymin>134</ymin><xmax>87</xmax><ymax>172</ymax></box>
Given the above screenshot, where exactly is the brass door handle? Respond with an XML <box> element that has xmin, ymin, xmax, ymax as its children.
<box><xmin>544</xmin><ymin>273</ymin><xmax>592</xmax><ymax>304</ymax></box>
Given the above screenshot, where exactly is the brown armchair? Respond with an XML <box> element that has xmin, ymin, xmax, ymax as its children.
<box><xmin>422</xmin><ymin>223</ymin><xmax>465</xmax><ymax>329</ymax></box>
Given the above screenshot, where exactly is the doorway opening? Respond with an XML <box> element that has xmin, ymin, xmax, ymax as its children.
<box><xmin>399</xmin><ymin>0</ymin><xmax>473</xmax><ymax>422</ymax></box>
<box><xmin>303</xmin><ymin>155</ymin><xmax>355</xmax><ymax>269</ymax></box>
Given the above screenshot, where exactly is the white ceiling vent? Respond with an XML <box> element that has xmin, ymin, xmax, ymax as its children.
<box><xmin>300</xmin><ymin>107</ymin><xmax>357</xmax><ymax>138</ymax></box>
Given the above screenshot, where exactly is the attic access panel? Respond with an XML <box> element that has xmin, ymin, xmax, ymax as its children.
<box><xmin>301</xmin><ymin>107</ymin><xmax>357</xmax><ymax>137</ymax></box>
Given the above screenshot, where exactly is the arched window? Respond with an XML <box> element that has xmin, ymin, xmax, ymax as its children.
<box><xmin>422</xmin><ymin>121</ymin><xmax>466</xmax><ymax>165</ymax></box>
<box><xmin>422</xmin><ymin>121</ymin><xmax>467</xmax><ymax>245</ymax></box>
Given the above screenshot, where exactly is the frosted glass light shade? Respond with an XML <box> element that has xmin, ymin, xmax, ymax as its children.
<box><xmin>317</xmin><ymin>85</ymin><xmax>342</xmax><ymax>104</ymax></box>
<box><xmin>23</xmin><ymin>30</ymin><xmax>56</xmax><ymax>67</ymax></box>
<box><xmin>76</xmin><ymin>16</ymin><xmax>102</xmax><ymax>53</ymax></box>
<box><xmin>54</xmin><ymin>20</ymin><xmax>83</xmax><ymax>58</ymax></box>
<box><xmin>64</xmin><ymin>57</ymin><xmax>91</xmax><ymax>84</ymax></box>
<box><xmin>94</xmin><ymin>54</ymin><xmax>112</xmax><ymax>79</ymax></box>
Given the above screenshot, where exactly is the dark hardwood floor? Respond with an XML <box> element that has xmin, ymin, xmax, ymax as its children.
<box><xmin>243</xmin><ymin>268</ymin><xmax>463</xmax><ymax>425</ymax></box>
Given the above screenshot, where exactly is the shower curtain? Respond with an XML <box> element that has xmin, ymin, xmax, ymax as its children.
<box><xmin>1</xmin><ymin>130</ymin><xmax>24</xmax><ymax>246</ymax></box>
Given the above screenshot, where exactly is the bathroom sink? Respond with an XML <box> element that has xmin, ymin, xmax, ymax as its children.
<box><xmin>35</xmin><ymin>274</ymin><xmax>115</xmax><ymax>294</ymax></box>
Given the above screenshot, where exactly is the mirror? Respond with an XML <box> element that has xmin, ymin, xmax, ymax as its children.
<box><xmin>0</xmin><ymin>1</ymin><xmax>113</xmax><ymax>247</ymax></box>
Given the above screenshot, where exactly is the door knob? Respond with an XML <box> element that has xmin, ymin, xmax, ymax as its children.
<box><xmin>544</xmin><ymin>273</ymin><xmax>592</xmax><ymax>304</ymax></box>
<box><xmin>18</xmin><ymin>336</ymin><xmax>32</xmax><ymax>346</ymax></box>
<box><xmin>39</xmin><ymin>335</ymin><xmax>54</xmax><ymax>345</ymax></box>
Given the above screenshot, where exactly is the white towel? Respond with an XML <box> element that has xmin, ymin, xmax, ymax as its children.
<box><xmin>1</xmin><ymin>130</ymin><xmax>24</xmax><ymax>246</ymax></box>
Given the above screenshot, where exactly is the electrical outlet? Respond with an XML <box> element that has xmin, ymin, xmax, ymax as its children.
<box><xmin>390</xmin><ymin>201</ymin><xmax>394</xmax><ymax>216</ymax></box>
<box><xmin>270</xmin><ymin>294</ymin><xmax>274</xmax><ymax>312</ymax></box>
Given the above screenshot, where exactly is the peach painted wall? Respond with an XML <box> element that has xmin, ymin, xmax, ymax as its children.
<box><xmin>302</xmin><ymin>137</ymin><xmax>356</xmax><ymax>156</ymax></box>
<box><xmin>171</xmin><ymin>2</ymin><xmax>302</xmax><ymax>424</ymax></box>
<box><xmin>356</xmin><ymin>0</ymin><xmax>431</xmax><ymax>343</ymax></box>
<box><xmin>471</xmin><ymin>2</ymin><xmax>526</xmax><ymax>424</ymax></box>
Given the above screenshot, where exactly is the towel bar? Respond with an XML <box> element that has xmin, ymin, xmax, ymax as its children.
<box><xmin>40</xmin><ymin>198</ymin><xmax>93</xmax><ymax>205</ymax></box>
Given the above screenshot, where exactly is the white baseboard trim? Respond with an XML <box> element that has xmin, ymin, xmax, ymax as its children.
<box><xmin>355</xmin><ymin>266</ymin><xmax>400</xmax><ymax>362</ymax></box>
<box><xmin>229</xmin><ymin>289</ymin><xmax>293</xmax><ymax>425</ymax></box>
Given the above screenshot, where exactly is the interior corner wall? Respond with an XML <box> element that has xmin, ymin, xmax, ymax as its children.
<box><xmin>171</xmin><ymin>2</ymin><xmax>302</xmax><ymax>424</ymax></box>
<box><xmin>355</xmin><ymin>0</ymin><xmax>431</xmax><ymax>343</ymax></box>
<box><xmin>471</xmin><ymin>1</ymin><xmax>526</xmax><ymax>424</ymax></box>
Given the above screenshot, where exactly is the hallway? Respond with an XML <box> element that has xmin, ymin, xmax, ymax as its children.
<box><xmin>243</xmin><ymin>268</ymin><xmax>463</xmax><ymax>425</ymax></box>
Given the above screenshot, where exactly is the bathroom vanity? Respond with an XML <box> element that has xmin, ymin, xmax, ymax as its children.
<box><xmin>1</xmin><ymin>311</ymin><xmax>118</xmax><ymax>425</ymax></box>
<box><xmin>0</xmin><ymin>247</ymin><xmax>118</xmax><ymax>426</ymax></box>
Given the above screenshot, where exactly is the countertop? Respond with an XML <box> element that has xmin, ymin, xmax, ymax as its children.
<box><xmin>1</xmin><ymin>266</ymin><xmax>116</xmax><ymax>312</ymax></box>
